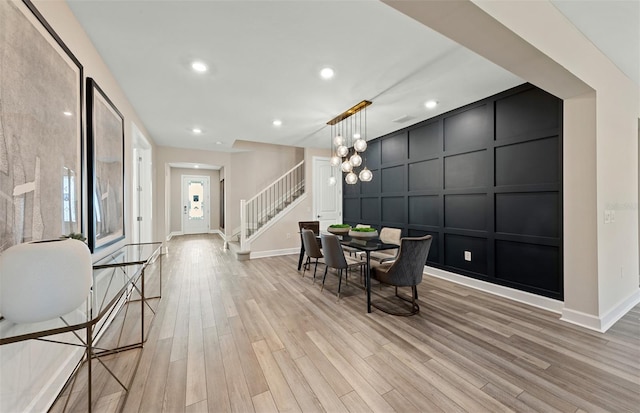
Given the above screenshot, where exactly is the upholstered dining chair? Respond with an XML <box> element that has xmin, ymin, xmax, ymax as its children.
<box><xmin>369</xmin><ymin>227</ymin><xmax>402</xmax><ymax>264</ymax></box>
<box><xmin>297</xmin><ymin>221</ymin><xmax>321</xmax><ymax>270</ymax></box>
<box><xmin>370</xmin><ymin>235</ymin><xmax>432</xmax><ymax>316</ymax></box>
<box><xmin>320</xmin><ymin>233</ymin><xmax>366</xmax><ymax>299</ymax></box>
<box><xmin>298</xmin><ymin>220</ymin><xmax>320</xmax><ymax>235</ymax></box>
<box><xmin>301</xmin><ymin>229</ymin><xmax>323</xmax><ymax>282</ymax></box>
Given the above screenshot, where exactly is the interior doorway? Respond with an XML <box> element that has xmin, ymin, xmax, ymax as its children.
<box><xmin>313</xmin><ymin>156</ymin><xmax>341</xmax><ymax>231</ymax></box>
<box><xmin>181</xmin><ymin>175</ymin><xmax>210</xmax><ymax>234</ymax></box>
<box><xmin>132</xmin><ymin>123</ymin><xmax>152</xmax><ymax>244</ymax></box>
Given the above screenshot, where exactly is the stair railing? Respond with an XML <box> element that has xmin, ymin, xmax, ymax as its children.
<box><xmin>240</xmin><ymin>161</ymin><xmax>305</xmax><ymax>251</ymax></box>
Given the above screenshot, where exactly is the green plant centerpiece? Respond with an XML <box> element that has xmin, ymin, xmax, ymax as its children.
<box><xmin>61</xmin><ymin>232</ymin><xmax>87</xmax><ymax>242</ymax></box>
<box><xmin>327</xmin><ymin>223</ymin><xmax>351</xmax><ymax>235</ymax></box>
<box><xmin>348</xmin><ymin>227</ymin><xmax>379</xmax><ymax>239</ymax></box>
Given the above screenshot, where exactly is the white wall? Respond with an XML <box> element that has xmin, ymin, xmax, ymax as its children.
<box><xmin>226</xmin><ymin>141</ymin><xmax>304</xmax><ymax>237</ymax></box>
<box><xmin>250</xmin><ymin>147</ymin><xmax>329</xmax><ymax>255</ymax></box>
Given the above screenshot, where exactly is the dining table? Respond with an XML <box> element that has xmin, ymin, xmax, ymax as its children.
<box><xmin>303</xmin><ymin>232</ymin><xmax>399</xmax><ymax>313</ymax></box>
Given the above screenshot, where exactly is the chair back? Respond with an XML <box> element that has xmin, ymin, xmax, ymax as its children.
<box><xmin>320</xmin><ymin>233</ymin><xmax>348</xmax><ymax>270</ymax></box>
<box><xmin>384</xmin><ymin>235</ymin><xmax>432</xmax><ymax>286</ymax></box>
<box><xmin>379</xmin><ymin>227</ymin><xmax>401</xmax><ymax>246</ymax></box>
<box><xmin>301</xmin><ymin>229</ymin><xmax>322</xmax><ymax>259</ymax></box>
<box><xmin>298</xmin><ymin>221</ymin><xmax>320</xmax><ymax>234</ymax></box>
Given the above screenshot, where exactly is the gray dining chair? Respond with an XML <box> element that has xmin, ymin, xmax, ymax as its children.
<box><xmin>369</xmin><ymin>227</ymin><xmax>402</xmax><ymax>264</ymax></box>
<box><xmin>370</xmin><ymin>235</ymin><xmax>432</xmax><ymax>315</ymax></box>
<box><xmin>301</xmin><ymin>229</ymin><xmax>323</xmax><ymax>282</ymax></box>
<box><xmin>320</xmin><ymin>233</ymin><xmax>365</xmax><ymax>299</ymax></box>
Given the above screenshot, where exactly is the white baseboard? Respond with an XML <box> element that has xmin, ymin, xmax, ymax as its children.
<box><xmin>250</xmin><ymin>247</ymin><xmax>299</xmax><ymax>259</ymax></box>
<box><xmin>562</xmin><ymin>288</ymin><xmax>640</xmax><ymax>333</ymax></box>
<box><xmin>560</xmin><ymin>308</ymin><xmax>603</xmax><ymax>332</ymax></box>
<box><xmin>166</xmin><ymin>231</ymin><xmax>183</xmax><ymax>241</ymax></box>
<box><xmin>425</xmin><ymin>266</ymin><xmax>564</xmax><ymax>314</ymax></box>
<box><xmin>168</xmin><ymin>230</ymin><xmax>223</xmax><ymax>241</ymax></box>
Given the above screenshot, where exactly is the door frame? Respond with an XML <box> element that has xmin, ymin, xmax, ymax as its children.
<box><xmin>131</xmin><ymin>122</ymin><xmax>153</xmax><ymax>244</ymax></box>
<box><xmin>312</xmin><ymin>156</ymin><xmax>342</xmax><ymax>230</ymax></box>
<box><xmin>181</xmin><ymin>174</ymin><xmax>210</xmax><ymax>235</ymax></box>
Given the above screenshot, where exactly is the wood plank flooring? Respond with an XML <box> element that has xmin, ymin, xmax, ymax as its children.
<box><xmin>61</xmin><ymin>234</ymin><xmax>640</xmax><ymax>412</ymax></box>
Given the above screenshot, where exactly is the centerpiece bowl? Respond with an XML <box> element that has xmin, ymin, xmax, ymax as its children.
<box><xmin>327</xmin><ymin>224</ymin><xmax>351</xmax><ymax>235</ymax></box>
<box><xmin>348</xmin><ymin>228</ymin><xmax>379</xmax><ymax>239</ymax></box>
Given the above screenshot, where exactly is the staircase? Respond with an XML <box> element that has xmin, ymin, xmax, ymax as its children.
<box><xmin>238</xmin><ymin>161</ymin><xmax>305</xmax><ymax>256</ymax></box>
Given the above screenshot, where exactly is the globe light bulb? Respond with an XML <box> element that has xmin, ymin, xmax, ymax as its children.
<box><xmin>349</xmin><ymin>153</ymin><xmax>362</xmax><ymax>167</ymax></box>
<box><xmin>328</xmin><ymin>176</ymin><xmax>336</xmax><ymax>186</ymax></box>
<box><xmin>341</xmin><ymin>160</ymin><xmax>353</xmax><ymax>173</ymax></box>
<box><xmin>330</xmin><ymin>155</ymin><xmax>341</xmax><ymax>167</ymax></box>
<box><xmin>354</xmin><ymin>138</ymin><xmax>367</xmax><ymax>153</ymax></box>
<box><xmin>359</xmin><ymin>167</ymin><xmax>373</xmax><ymax>182</ymax></box>
<box><xmin>333</xmin><ymin>135</ymin><xmax>344</xmax><ymax>146</ymax></box>
<box><xmin>336</xmin><ymin>145</ymin><xmax>349</xmax><ymax>157</ymax></box>
<box><xmin>345</xmin><ymin>172</ymin><xmax>358</xmax><ymax>185</ymax></box>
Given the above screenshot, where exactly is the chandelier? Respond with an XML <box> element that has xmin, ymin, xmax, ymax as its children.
<box><xmin>327</xmin><ymin>100</ymin><xmax>373</xmax><ymax>185</ymax></box>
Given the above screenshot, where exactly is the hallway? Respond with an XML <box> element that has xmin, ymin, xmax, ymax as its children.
<box><xmin>64</xmin><ymin>234</ymin><xmax>639</xmax><ymax>412</ymax></box>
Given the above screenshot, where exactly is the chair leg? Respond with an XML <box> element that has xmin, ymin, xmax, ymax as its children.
<box><xmin>321</xmin><ymin>267</ymin><xmax>328</xmax><ymax>292</ymax></box>
<box><xmin>372</xmin><ymin>285</ymin><xmax>420</xmax><ymax>316</ymax></box>
<box><xmin>337</xmin><ymin>269</ymin><xmax>343</xmax><ymax>299</ymax></box>
<box><xmin>312</xmin><ymin>258</ymin><xmax>319</xmax><ymax>283</ymax></box>
<box><xmin>302</xmin><ymin>256</ymin><xmax>310</xmax><ymax>278</ymax></box>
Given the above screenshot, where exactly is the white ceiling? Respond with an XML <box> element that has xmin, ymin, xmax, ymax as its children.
<box><xmin>66</xmin><ymin>1</ymin><xmax>638</xmax><ymax>153</ymax></box>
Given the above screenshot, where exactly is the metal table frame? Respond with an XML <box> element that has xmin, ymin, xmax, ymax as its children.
<box><xmin>302</xmin><ymin>233</ymin><xmax>398</xmax><ymax>313</ymax></box>
<box><xmin>0</xmin><ymin>242</ymin><xmax>163</xmax><ymax>412</ymax></box>
<box><xmin>337</xmin><ymin>236</ymin><xmax>399</xmax><ymax>313</ymax></box>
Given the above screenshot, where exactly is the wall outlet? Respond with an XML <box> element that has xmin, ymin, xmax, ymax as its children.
<box><xmin>610</xmin><ymin>210</ymin><xmax>616</xmax><ymax>223</ymax></box>
<box><xmin>286</xmin><ymin>232</ymin><xmax>291</xmax><ymax>239</ymax></box>
<box><xmin>464</xmin><ymin>251</ymin><xmax>472</xmax><ymax>261</ymax></box>
<box><xmin>604</xmin><ymin>210</ymin><xmax>611</xmax><ymax>224</ymax></box>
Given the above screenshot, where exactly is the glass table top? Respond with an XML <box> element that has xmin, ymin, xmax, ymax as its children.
<box><xmin>0</xmin><ymin>242</ymin><xmax>161</xmax><ymax>344</ymax></box>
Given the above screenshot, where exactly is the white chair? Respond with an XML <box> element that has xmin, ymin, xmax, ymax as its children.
<box><xmin>370</xmin><ymin>227</ymin><xmax>402</xmax><ymax>263</ymax></box>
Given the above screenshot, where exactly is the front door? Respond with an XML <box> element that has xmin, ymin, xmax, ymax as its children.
<box><xmin>313</xmin><ymin>156</ymin><xmax>341</xmax><ymax>232</ymax></box>
<box><xmin>182</xmin><ymin>175</ymin><xmax>210</xmax><ymax>234</ymax></box>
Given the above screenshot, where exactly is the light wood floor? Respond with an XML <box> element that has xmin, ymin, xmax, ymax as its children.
<box><xmin>58</xmin><ymin>234</ymin><xmax>639</xmax><ymax>412</ymax></box>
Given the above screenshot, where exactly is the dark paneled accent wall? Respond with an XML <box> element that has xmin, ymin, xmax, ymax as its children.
<box><xmin>343</xmin><ymin>84</ymin><xmax>563</xmax><ymax>299</ymax></box>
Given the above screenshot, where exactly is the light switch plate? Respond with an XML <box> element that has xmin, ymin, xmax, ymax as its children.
<box><xmin>464</xmin><ymin>251</ymin><xmax>471</xmax><ymax>261</ymax></box>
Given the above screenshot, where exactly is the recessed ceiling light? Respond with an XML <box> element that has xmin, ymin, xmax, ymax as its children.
<box><xmin>320</xmin><ymin>67</ymin><xmax>335</xmax><ymax>80</ymax></box>
<box><xmin>272</xmin><ymin>119</ymin><xmax>282</xmax><ymax>127</ymax></box>
<box><xmin>191</xmin><ymin>61</ymin><xmax>208</xmax><ymax>73</ymax></box>
<box><xmin>425</xmin><ymin>100</ymin><xmax>438</xmax><ymax>109</ymax></box>
<box><xmin>194</xmin><ymin>165</ymin><xmax>199</xmax><ymax>168</ymax></box>
<box><xmin>192</xmin><ymin>128</ymin><xmax>202</xmax><ymax>134</ymax></box>
<box><xmin>216</xmin><ymin>141</ymin><xmax>223</xmax><ymax>145</ymax></box>
<box><xmin>63</xmin><ymin>111</ymin><xmax>73</xmax><ymax>117</ymax></box>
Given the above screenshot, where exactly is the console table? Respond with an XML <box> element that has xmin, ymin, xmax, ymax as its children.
<box><xmin>0</xmin><ymin>242</ymin><xmax>162</xmax><ymax>412</ymax></box>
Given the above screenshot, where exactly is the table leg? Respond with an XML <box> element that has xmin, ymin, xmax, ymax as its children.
<box><xmin>87</xmin><ymin>323</ymin><xmax>93</xmax><ymax>413</ymax></box>
<box><xmin>366</xmin><ymin>251</ymin><xmax>372</xmax><ymax>313</ymax></box>
<box><xmin>297</xmin><ymin>243</ymin><xmax>305</xmax><ymax>271</ymax></box>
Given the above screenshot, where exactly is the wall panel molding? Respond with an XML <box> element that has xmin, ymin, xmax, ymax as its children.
<box><xmin>344</xmin><ymin>83</ymin><xmax>563</xmax><ymax>299</ymax></box>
